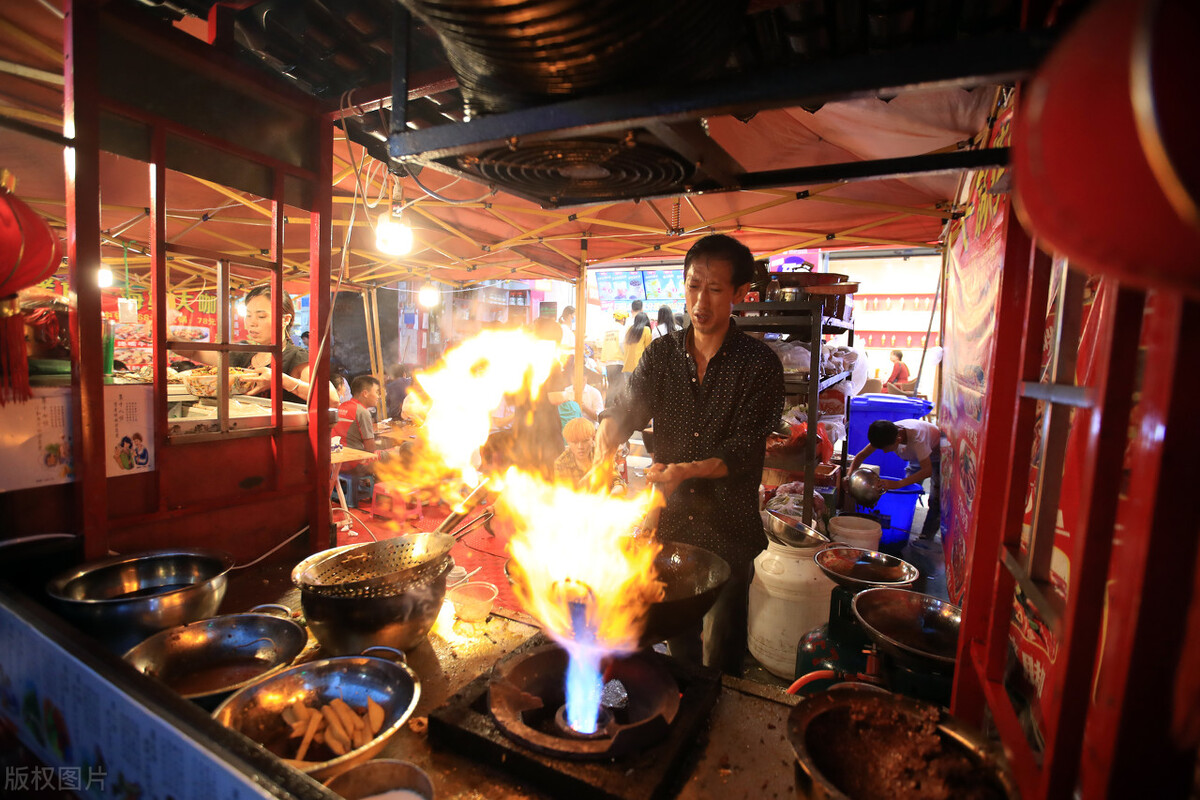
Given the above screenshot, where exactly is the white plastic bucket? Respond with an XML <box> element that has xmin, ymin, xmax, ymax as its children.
<box><xmin>747</xmin><ymin>541</ymin><xmax>835</xmax><ymax>678</ymax></box>
<box><xmin>828</xmin><ymin>515</ymin><xmax>882</xmax><ymax>551</ymax></box>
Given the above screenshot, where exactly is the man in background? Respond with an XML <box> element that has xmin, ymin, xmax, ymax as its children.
<box><xmin>849</xmin><ymin>417</ymin><xmax>943</xmax><ymax>540</ymax></box>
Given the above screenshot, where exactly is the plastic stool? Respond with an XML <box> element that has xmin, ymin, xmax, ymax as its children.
<box><xmin>336</xmin><ymin>474</ymin><xmax>375</xmax><ymax>508</ymax></box>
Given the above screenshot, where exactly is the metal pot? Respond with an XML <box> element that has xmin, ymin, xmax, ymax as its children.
<box><xmin>45</xmin><ymin>548</ymin><xmax>234</xmax><ymax>653</ymax></box>
<box><xmin>213</xmin><ymin>647</ymin><xmax>420</xmax><ymax>783</ymax></box>
<box><xmin>123</xmin><ymin>604</ymin><xmax>307</xmax><ymax>710</ymax></box>
<box><xmin>293</xmin><ymin>548</ymin><xmax>451</xmax><ymax>655</ymax></box>
<box><xmin>846</xmin><ymin>468</ymin><xmax>886</xmax><ymax>506</ymax></box>
<box><xmin>852</xmin><ymin>588</ymin><xmax>961</xmax><ymax>673</ymax></box>
<box><xmin>787</xmin><ymin>687</ymin><xmax>1019</xmax><ymax>799</ymax></box>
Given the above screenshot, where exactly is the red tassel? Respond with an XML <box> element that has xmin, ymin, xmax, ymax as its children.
<box><xmin>0</xmin><ymin>296</ymin><xmax>32</xmax><ymax>405</ymax></box>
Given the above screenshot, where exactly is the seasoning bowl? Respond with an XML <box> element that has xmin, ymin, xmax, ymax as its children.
<box><xmin>324</xmin><ymin>759</ymin><xmax>435</xmax><ymax>799</ymax></box>
<box><xmin>448</xmin><ymin>581</ymin><xmax>497</xmax><ymax>622</ymax></box>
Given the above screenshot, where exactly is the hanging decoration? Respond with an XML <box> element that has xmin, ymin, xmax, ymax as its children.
<box><xmin>0</xmin><ymin>171</ymin><xmax>64</xmax><ymax>405</ymax></box>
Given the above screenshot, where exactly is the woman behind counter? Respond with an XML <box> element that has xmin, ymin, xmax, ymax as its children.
<box><xmin>174</xmin><ymin>285</ymin><xmax>338</xmax><ymax>406</ymax></box>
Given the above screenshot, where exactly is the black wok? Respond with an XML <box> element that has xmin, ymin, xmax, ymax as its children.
<box><xmin>504</xmin><ymin>540</ymin><xmax>731</xmax><ymax>650</ymax></box>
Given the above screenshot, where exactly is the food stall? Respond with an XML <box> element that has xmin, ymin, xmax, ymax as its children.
<box><xmin>0</xmin><ymin>1</ymin><xmax>1197</xmax><ymax>799</ymax></box>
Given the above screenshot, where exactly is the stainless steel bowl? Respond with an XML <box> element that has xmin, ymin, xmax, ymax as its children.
<box><xmin>293</xmin><ymin>549</ymin><xmax>450</xmax><ymax>655</ymax></box>
<box><xmin>813</xmin><ymin>546</ymin><xmax>918</xmax><ymax>591</ymax></box>
<box><xmin>122</xmin><ymin>604</ymin><xmax>307</xmax><ymax>709</ymax></box>
<box><xmin>787</xmin><ymin>687</ymin><xmax>1019</xmax><ymax>799</ymax></box>
<box><xmin>212</xmin><ymin>647</ymin><xmax>420</xmax><ymax>782</ymax></box>
<box><xmin>846</xmin><ymin>468</ymin><xmax>886</xmax><ymax>506</ymax></box>
<box><xmin>325</xmin><ymin>759</ymin><xmax>434</xmax><ymax>800</ymax></box>
<box><xmin>765</xmin><ymin>511</ymin><xmax>831</xmax><ymax>549</ymax></box>
<box><xmin>46</xmin><ymin>548</ymin><xmax>234</xmax><ymax>653</ymax></box>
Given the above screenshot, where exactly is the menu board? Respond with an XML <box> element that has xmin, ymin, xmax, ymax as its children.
<box><xmin>642</xmin><ymin>269</ymin><xmax>684</xmax><ymax>306</ymax></box>
<box><xmin>592</xmin><ymin>269</ymin><xmax>687</xmax><ymax>313</ymax></box>
<box><xmin>594</xmin><ymin>271</ymin><xmax>645</xmax><ymax>307</ymax></box>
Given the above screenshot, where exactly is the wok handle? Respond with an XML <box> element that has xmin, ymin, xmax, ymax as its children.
<box><xmin>362</xmin><ymin>645</ymin><xmax>407</xmax><ymax>665</ymax></box>
<box><xmin>248</xmin><ymin>603</ymin><xmax>293</xmax><ymax>618</ymax></box>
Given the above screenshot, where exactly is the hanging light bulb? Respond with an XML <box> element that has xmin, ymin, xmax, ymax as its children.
<box><xmin>376</xmin><ymin>205</ymin><xmax>413</xmax><ymax>255</ymax></box>
<box><xmin>97</xmin><ymin>267</ymin><xmax>113</xmax><ymax>288</ymax></box>
<box><xmin>376</xmin><ymin>175</ymin><xmax>413</xmax><ymax>255</ymax></box>
<box><xmin>418</xmin><ymin>282</ymin><xmax>439</xmax><ymax>309</ymax></box>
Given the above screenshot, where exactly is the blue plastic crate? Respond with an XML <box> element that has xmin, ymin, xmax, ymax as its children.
<box><xmin>858</xmin><ymin>483</ymin><xmax>924</xmax><ymax>545</ymax></box>
<box><xmin>848</xmin><ymin>394</ymin><xmax>934</xmax><ymax>479</ymax></box>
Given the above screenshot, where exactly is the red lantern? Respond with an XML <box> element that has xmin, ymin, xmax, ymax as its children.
<box><xmin>0</xmin><ymin>182</ymin><xmax>64</xmax><ymax>405</ymax></box>
<box><xmin>1012</xmin><ymin>0</ymin><xmax>1200</xmax><ymax>296</ymax></box>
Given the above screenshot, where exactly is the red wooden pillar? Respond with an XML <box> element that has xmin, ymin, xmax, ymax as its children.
<box><xmin>63</xmin><ymin>0</ymin><xmax>108</xmax><ymax>559</ymax></box>
<box><xmin>1077</xmin><ymin>293</ymin><xmax>1199</xmax><ymax>797</ymax></box>
<box><xmin>308</xmin><ymin>114</ymin><xmax>333</xmax><ymax>549</ymax></box>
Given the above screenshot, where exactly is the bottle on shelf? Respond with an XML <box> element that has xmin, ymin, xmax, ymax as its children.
<box><xmin>766</xmin><ymin>275</ymin><xmax>782</xmax><ymax>302</ymax></box>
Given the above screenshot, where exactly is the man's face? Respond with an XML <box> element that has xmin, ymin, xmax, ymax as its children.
<box><xmin>361</xmin><ymin>383</ymin><xmax>381</xmax><ymax>409</ymax></box>
<box><xmin>684</xmin><ymin>256</ymin><xmax>748</xmax><ymax>337</ymax></box>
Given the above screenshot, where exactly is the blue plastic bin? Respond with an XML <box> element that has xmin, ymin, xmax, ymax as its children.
<box><xmin>848</xmin><ymin>394</ymin><xmax>934</xmax><ymax>479</ymax></box>
<box><xmin>858</xmin><ymin>483</ymin><xmax>924</xmax><ymax>545</ymax></box>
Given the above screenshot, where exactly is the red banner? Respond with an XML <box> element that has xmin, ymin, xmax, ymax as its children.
<box><xmin>940</xmin><ymin>107</ymin><xmax>1013</xmax><ymax>606</ymax></box>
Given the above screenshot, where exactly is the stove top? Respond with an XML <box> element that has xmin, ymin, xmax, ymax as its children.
<box><xmin>428</xmin><ymin>635</ymin><xmax>722</xmax><ymax>800</ymax></box>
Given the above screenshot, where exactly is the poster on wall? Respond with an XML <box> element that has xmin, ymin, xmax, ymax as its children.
<box><xmin>0</xmin><ymin>387</ymin><xmax>74</xmax><ymax>492</ymax></box>
<box><xmin>105</xmin><ymin>385</ymin><xmax>154</xmax><ymax>477</ymax></box>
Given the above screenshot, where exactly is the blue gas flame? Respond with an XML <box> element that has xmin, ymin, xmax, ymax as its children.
<box><xmin>564</xmin><ymin>592</ymin><xmax>603</xmax><ymax>734</ymax></box>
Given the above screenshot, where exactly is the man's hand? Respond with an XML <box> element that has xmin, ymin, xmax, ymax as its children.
<box><xmin>645</xmin><ymin>462</ymin><xmax>689</xmax><ymax>497</ymax></box>
<box><xmin>878</xmin><ymin>477</ymin><xmax>902</xmax><ymax>491</ymax></box>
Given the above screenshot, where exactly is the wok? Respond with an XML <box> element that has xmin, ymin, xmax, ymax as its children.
<box><xmin>504</xmin><ymin>541</ymin><xmax>731</xmax><ymax>650</ymax></box>
<box><xmin>123</xmin><ymin>604</ymin><xmax>307</xmax><ymax>710</ymax></box>
<box><xmin>852</xmin><ymin>587</ymin><xmax>961</xmax><ymax>672</ymax></box>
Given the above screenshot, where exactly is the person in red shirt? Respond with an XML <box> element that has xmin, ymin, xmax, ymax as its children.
<box><xmin>334</xmin><ymin>376</ymin><xmax>381</xmax><ymax>479</ymax></box>
<box><xmin>885</xmin><ymin>349</ymin><xmax>911</xmax><ymax>392</ymax></box>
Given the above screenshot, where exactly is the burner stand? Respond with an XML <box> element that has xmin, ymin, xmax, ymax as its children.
<box><xmin>429</xmin><ymin>635</ymin><xmax>722</xmax><ymax>800</ymax></box>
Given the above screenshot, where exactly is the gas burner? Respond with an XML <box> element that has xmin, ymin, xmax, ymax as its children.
<box><xmin>488</xmin><ymin>644</ymin><xmax>681</xmax><ymax>760</ymax></box>
<box><xmin>428</xmin><ymin>634</ymin><xmax>721</xmax><ymax>800</ymax></box>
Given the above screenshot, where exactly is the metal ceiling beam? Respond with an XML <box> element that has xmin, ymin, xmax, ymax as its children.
<box><xmin>736</xmin><ymin>148</ymin><xmax>1010</xmax><ymax>191</ymax></box>
<box><xmin>389</xmin><ymin>29</ymin><xmax>1055</xmax><ymax>162</ymax></box>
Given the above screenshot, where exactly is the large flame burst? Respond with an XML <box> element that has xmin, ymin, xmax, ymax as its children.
<box><xmin>379</xmin><ymin>329</ymin><xmax>664</xmax><ymax>734</ymax></box>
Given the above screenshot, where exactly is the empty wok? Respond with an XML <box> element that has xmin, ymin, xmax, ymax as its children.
<box><xmin>123</xmin><ymin>604</ymin><xmax>307</xmax><ymax>709</ymax></box>
<box><xmin>504</xmin><ymin>540</ymin><xmax>731</xmax><ymax>649</ymax></box>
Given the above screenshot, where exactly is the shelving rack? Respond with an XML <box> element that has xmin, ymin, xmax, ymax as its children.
<box><xmin>733</xmin><ymin>298</ymin><xmax>855</xmax><ymax>525</ymax></box>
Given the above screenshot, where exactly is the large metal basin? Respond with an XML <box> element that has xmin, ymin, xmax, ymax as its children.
<box><xmin>46</xmin><ymin>548</ymin><xmax>234</xmax><ymax>653</ymax></box>
<box><xmin>123</xmin><ymin>604</ymin><xmax>307</xmax><ymax>710</ymax></box>
<box><xmin>213</xmin><ymin>648</ymin><xmax>420</xmax><ymax>782</ymax></box>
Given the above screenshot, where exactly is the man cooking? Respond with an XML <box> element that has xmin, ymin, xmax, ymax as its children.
<box><xmin>596</xmin><ymin>233</ymin><xmax>784</xmax><ymax>675</ymax></box>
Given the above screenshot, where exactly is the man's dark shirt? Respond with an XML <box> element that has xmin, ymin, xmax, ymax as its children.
<box><xmin>602</xmin><ymin>320</ymin><xmax>784</xmax><ymax>571</ymax></box>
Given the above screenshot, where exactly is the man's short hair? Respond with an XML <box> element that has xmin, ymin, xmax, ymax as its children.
<box><xmin>683</xmin><ymin>234</ymin><xmax>755</xmax><ymax>288</ymax></box>
<box><xmin>630</xmin><ymin>299</ymin><xmax>643</xmax><ymax>312</ymax></box>
<box><xmin>867</xmin><ymin>419</ymin><xmax>900</xmax><ymax>449</ymax></box>
<box><xmin>351</xmin><ymin>375</ymin><xmax>380</xmax><ymax>396</ymax></box>
<box><xmin>891</xmin><ymin>349</ymin><xmax>903</xmax><ymax>359</ymax></box>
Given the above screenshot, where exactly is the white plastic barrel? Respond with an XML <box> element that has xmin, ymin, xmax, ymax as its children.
<box><xmin>747</xmin><ymin>541</ymin><xmax>836</xmax><ymax>678</ymax></box>
<box><xmin>828</xmin><ymin>515</ymin><xmax>882</xmax><ymax>551</ymax></box>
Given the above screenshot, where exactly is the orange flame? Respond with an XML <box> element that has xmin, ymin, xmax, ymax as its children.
<box><xmin>385</xmin><ymin>328</ymin><xmax>664</xmax><ymax>659</ymax></box>
<box><xmin>377</xmin><ymin>329</ymin><xmax>559</xmax><ymax>492</ymax></box>
<box><xmin>501</xmin><ymin>468</ymin><xmax>663</xmax><ymax>652</ymax></box>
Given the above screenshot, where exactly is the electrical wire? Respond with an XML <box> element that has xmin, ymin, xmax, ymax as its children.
<box><xmin>407</xmin><ymin>166</ymin><xmax>496</xmax><ymax>205</ymax></box>
<box><xmin>231</xmin><ymin>525</ymin><xmax>311</xmax><ymax>570</ymax></box>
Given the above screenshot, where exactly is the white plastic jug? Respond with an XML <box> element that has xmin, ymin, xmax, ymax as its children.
<box><xmin>828</xmin><ymin>515</ymin><xmax>882</xmax><ymax>551</ymax></box>
<box><xmin>747</xmin><ymin>541</ymin><xmax>835</xmax><ymax>678</ymax></box>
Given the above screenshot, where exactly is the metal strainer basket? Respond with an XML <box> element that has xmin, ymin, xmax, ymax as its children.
<box><xmin>292</xmin><ymin>533</ymin><xmax>455</xmax><ymax>599</ymax></box>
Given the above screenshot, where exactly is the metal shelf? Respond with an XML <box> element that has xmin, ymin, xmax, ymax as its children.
<box><xmin>783</xmin><ymin>370</ymin><xmax>852</xmax><ymax>397</ymax></box>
